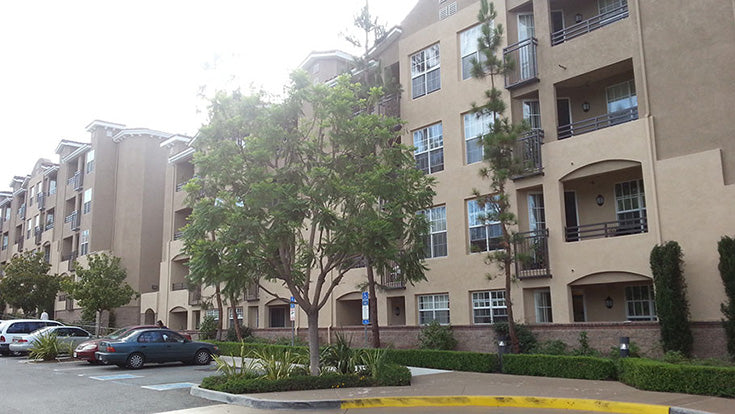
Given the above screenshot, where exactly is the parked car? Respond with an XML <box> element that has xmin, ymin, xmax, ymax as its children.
<box><xmin>95</xmin><ymin>328</ymin><xmax>218</xmax><ymax>369</ymax></box>
<box><xmin>74</xmin><ymin>325</ymin><xmax>192</xmax><ymax>363</ymax></box>
<box><xmin>9</xmin><ymin>326</ymin><xmax>92</xmax><ymax>354</ymax></box>
<box><xmin>0</xmin><ymin>319</ymin><xmax>64</xmax><ymax>355</ymax></box>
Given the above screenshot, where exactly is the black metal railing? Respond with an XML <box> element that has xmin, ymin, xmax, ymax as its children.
<box><xmin>558</xmin><ymin>106</ymin><xmax>638</xmax><ymax>139</ymax></box>
<box><xmin>566</xmin><ymin>216</ymin><xmax>648</xmax><ymax>242</ymax></box>
<box><xmin>551</xmin><ymin>3</ymin><xmax>629</xmax><ymax>46</ymax></box>
<box><xmin>175</xmin><ymin>181</ymin><xmax>189</xmax><ymax>192</ymax></box>
<box><xmin>45</xmin><ymin>221</ymin><xmax>54</xmax><ymax>231</ymax></box>
<box><xmin>513</xmin><ymin>129</ymin><xmax>544</xmax><ymax>179</ymax></box>
<box><xmin>171</xmin><ymin>282</ymin><xmax>187</xmax><ymax>291</ymax></box>
<box><xmin>381</xmin><ymin>270</ymin><xmax>405</xmax><ymax>289</ymax></box>
<box><xmin>189</xmin><ymin>285</ymin><xmax>202</xmax><ymax>305</ymax></box>
<box><xmin>173</xmin><ymin>231</ymin><xmax>184</xmax><ymax>241</ymax></box>
<box><xmin>503</xmin><ymin>37</ymin><xmax>538</xmax><ymax>88</ymax></box>
<box><xmin>65</xmin><ymin>211</ymin><xmax>80</xmax><ymax>231</ymax></box>
<box><xmin>514</xmin><ymin>229</ymin><xmax>551</xmax><ymax>279</ymax></box>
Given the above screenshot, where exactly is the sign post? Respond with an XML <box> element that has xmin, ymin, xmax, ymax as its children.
<box><xmin>362</xmin><ymin>292</ymin><xmax>369</xmax><ymax>347</ymax></box>
<box><xmin>290</xmin><ymin>296</ymin><xmax>296</xmax><ymax>346</ymax></box>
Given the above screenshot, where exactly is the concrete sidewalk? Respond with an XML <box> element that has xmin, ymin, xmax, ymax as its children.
<box><xmin>162</xmin><ymin>368</ymin><xmax>731</xmax><ymax>414</ymax></box>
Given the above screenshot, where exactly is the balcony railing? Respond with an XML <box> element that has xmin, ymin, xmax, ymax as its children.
<box><xmin>513</xmin><ymin>129</ymin><xmax>544</xmax><ymax>179</ymax></box>
<box><xmin>377</xmin><ymin>94</ymin><xmax>400</xmax><ymax>118</ymax></box>
<box><xmin>67</xmin><ymin>251</ymin><xmax>78</xmax><ymax>271</ymax></box>
<box><xmin>172</xmin><ymin>282</ymin><xmax>187</xmax><ymax>291</ymax></box>
<box><xmin>189</xmin><ymin>285</ymin><xmax>202</xmax><ymax>306</ymax></box>
<box><xmin>173</xmin><ymin>231</ymin><xmax>184</xmax><ymax>241</ymax></box>
<box><xmin>551</xmin><ymin>3</ymin><xmax>629</xmax><ymax>46</ymax></box>
<box><xmin>45</xmin><ymin>221</ymin><xmax>54</xmax><ymax>231</ymax></box>
<box><xmin>381</xmin><ymin>270</ymin><xmax>405</xmax><ymax>289</ymax></box>
<box><xmin>503</xmin><ymin>37</ymin><xmax>538</xmax><ymax>88</ymax></box>
<box><xmin>67</xmin><ymin>171</ymin><xmax>83</xmax><ymax>191</ymax></box>
<box><xmin>65</xmin><ymin>211</ymin><xmax>80</xmax><ymax>231</ymax></box>
<box><xmin>566</xmin><ymin>216</ymin><xmax>648</xmax><ymax>242</ymax></box>
<box><xmin>558</xmin><ymin>106</ymin><xmax>638</xmax><ymax>139</ymax></box>
<box><xmin>514</xmin><ymin>229</ymin><xmax>551</xmax><ymax>279</ymax></box>
<box><xmin>175</xmin><ymin>181</ymin><xmax>189</xmax><ymax>192</ymax></box>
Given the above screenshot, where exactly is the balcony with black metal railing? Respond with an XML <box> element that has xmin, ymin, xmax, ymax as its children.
<box><xmin>381</xmin><ymin>270</ymin><xmax>405</xmax><ymax>289</ymax></box>
<box><xmin>514</xmin><ymin>229</ymin><xmax>551</xmax><ymax>280</ymax></box>
<box><xmin>64</xmin><ymin>211</ymin><xmax>80</xmax><ymax>231</ymax></box>
<box><xmin>62</xmin><ymin>251</ymin><xmax>78</xmax><ymax>271</ymax></box>
<box><xmin>188</xmin><ymin>285</ymin><xmax>202</xmax><ymax>306</ymax></box>
<box><xmin>503</xmin><ymin>37</ymin><xmax>538</xmax><ymax>89</ymax></box>
<box><xmin>513</xmin><ymin>129</ymin><xmax>544</xmax><ymax>179</ymax></box>
<box><xmin>67</xmin><ymin>171</ymin><xmax>83</xmax><ymax>191</ymax></box>
<box><xmin>565</xmin><ymin>216</ymin><xmax>647</xmax><ymax>242</ymax></box>
<box><xmin>551</xmin><ymin>2</ymin><xmax>629</xmax><ymax>46</ymax></box>
<box><xmin>558</xmin><ymin>107</ymin><xmax>638</xmax><ymax>140</ymax></box>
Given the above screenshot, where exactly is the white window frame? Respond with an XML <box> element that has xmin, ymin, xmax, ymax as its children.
<box><xmin>27</xmin><ymin>218</ymin><xmax>32</xmax><ymax>239</ymax></box>
<box><xmin>599</xmin><ymin>0</ymin><xmax>625</xmax><ymax>15</ymax></box>
<box><xmin>463</xmin><ymin>112</ymin><xmax>492</xmax><ymax>164</ymax></box>
<box><xmin>413</xmin><ymin>122</ymin><xmax>444</xmax><ymax>174</ymax></box>
<box><xmin>80</xmin><ymin>229</ymin><xmax>89</xmax><ymax>256</ymax></box>
<box><xmin>522</xmin><ymin>100</ymin><xmax>541</xmax><ymax>129</ymax></box>
<box><xmin>625</xmin><ymin>285</ymin><xmax>656</xmax><ymax>321</ymax></box>
<box><xmin>411</xmin><ymin>44</ymin><xmax>441</xmax><ymax>99</ymax></box>
<box><xmin>606</xmin><ymin>79</ymin><xmax>637</xmax><ymax>114</ymax></box>
<box><xmin>534</xmin><ymin>289</ymin><xmax>552</xmax><ymax>323</ymax></box>
<box><xmin>460</xmin><ymin>24</ymin><xmax>487</xmax><ymax>80</ymax></box>
<box><xmin>2</xmin><ymin>234</ymin><xmax>8</xmax><ymax>250</ymax></box>
<box><xmin>418</xmin><ymin>293</ymin><xmax>450</xmax><ymax>325</ymax></box>
<box><xmin>420</xmin><ymin>206</ymin><xmax>447</xmax><ymax>258</ymax></box>
<box><xmin>528</xmin><ymin>193</ymin><xmax>546</xmax><ymax>231</ymax></box>
<box><xmin>86</xmin><ymin>150</ymin><xmax>95</xmax><ymax>174</ymax></box>
<box><xmin>615</xmin><ymin>179</ymin><xmax>646</xmax><ymax>225</ymax></box>
<box><xmin>205</xmin><ymin>309</ymin><xmax>220</xmax><ymax>321</ymax></box>
<box><xmin>467</xmin><ymin>198</ymin><xmax>502</xmax><ymax>253</ymax></box>
<box><xmin>472</xmin><ymin>290</ymin><xmax>507</xmax><ymax>324</ymax></box>
<box><xmin>83</xmin><ymin>189</ymin><xmax>92</xmax><ymax>214</ymax></box>
<box><xmin>49</xmin><ymin>180</ymin><xmax>57</xmax><ymax>195</ymax></box>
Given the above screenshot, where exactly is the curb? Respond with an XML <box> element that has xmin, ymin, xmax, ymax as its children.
<box><xmin>190</xmin><ymin>386</ymin><xmax>713</xmax><ymax>413</ymax></box>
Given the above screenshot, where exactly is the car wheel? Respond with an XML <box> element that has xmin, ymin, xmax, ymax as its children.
<box><xmin>193</xmin><ymin>349</ymin><xmax>211</xmax><ymax>365</ymax></box>
<box><xmin>125</xmin><ymin>352</ymin><xmax>145</xmax><ymax>369</ymax></box>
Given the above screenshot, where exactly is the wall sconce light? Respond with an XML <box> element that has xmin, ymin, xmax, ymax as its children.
<box><xmin>575</xmin><ymin>13</ymin><xmax>583</xmax><ymax>23</ymax></box>
<box><xmin>596</xmin><ymin>194</ymin><xmax>605</xmax><ymax>206</ymax></box>
<box><xmin>394</xmin><ymin>306</ymin><xmax>401</xmax><ymax>316</ymax></box>
<box><xmin>582</xmin><ymin>101</ymin><xmax>591</xmax><ymax>112</ymax></box>
<box><xmin>605</xmin><ymin>296</ymin><xmax>614</xmax><ymax>309</ymax></box>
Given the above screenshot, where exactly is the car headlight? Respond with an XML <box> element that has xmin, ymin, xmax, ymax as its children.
<box><xmin>77</xmin><ymin>344</ymin><xmax>97</xmax><ymax>351</ymax></box>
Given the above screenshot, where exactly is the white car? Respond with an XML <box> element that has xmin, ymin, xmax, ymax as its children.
<box><xmin>0</xmin><ymin>319</ymin><xmax>64</xmax><ymax>355</ymax></box>
<box><xmin>9</xmin><ymin>326</ymin><xmax>92</xmax><ymax>354</ymax></box>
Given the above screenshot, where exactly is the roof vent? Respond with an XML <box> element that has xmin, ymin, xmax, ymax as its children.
<box><xmin>439</xmin><ymin>2</ymin><xmax>458</xmax><ymax>20</ymax></box>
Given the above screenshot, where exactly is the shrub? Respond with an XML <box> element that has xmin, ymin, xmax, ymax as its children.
<box><xmin>320</xmin><ymin>333</ymin><xmax>363</xmax><ymax>374</ymax></box>
<box><xmin>572</xmin><ymin>331</ymin><xmax>599</xmax><ymax>357</ymax></box>
<box><xmin>662</xmin><ymin>350</ymin><xmax>688</xmax><ymax>364</ymax></box>
<box><xmin>531</xmin><ymin>340</ymin><xmax>568</xmax><ymax>355</ymax></box>
<box><xmin>618</xmin><ymin>358</ymin><xmax>735</xmax><ymax>397</ymax></box>
<box><xmin>493</xmin><ymin>322</ymin><xmax>537</xmax><ymax>353</ymax></box>
<box><xmin>718</xmin><ymin>236</ymin><xmax>735</xmax><ymax>360</ymax></box>
<box><xmin>251</xmin><ymin>347</ymin><xmax>308</xmax><ymax>380</ymax></box>
<box><xmin>381</xmin><ymin>348</ymin><xmax>497</xmax><ymax>373</ymax></box>
<box><xmin>650</xmin><ymin>241</ymin><xmax>693</xmax><ymax>357</ymax></box>
<box><xmin>375</xmin><ymin>363</ymin><xmax>411</xmax><ymax>386</ymax></box>
<box><xmin>199</xmin><ymin>315</ymin><xmax>217</xmax><ymax>340</ymax></box>
<box><xmin>418</xmin><ymin>320</ymin><xmax>457</xmax><ymax>350</ymax></box>
<box><xmin>29</xmin><ymin>333</ymin><xmax>63</xmax><ymax>361</ymax></box>
<box><xmin>503</xmin><ymin>354</ymin><xmax>617</xmax><ymax>380</ymax></box>
<box><xmin>224</xmin><ymin>324</ymin><xmax>252</xmax><ymax>342</ymax></box>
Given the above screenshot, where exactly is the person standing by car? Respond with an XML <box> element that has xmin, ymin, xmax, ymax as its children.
<box><xmin>40</xmin><ymin>311</ymin><xmax>48</xmax><ymax>320</ymax></box>
<box><xmin>156</xmin><ymin>320</ymin><xmax>167</xmax><ymax>329</ymax></box>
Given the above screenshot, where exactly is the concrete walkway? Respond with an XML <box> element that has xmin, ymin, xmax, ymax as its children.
<box><xmin>161</xmin><ymin>365</ymin><xmax>732</xmax><ymax>414</ymax></box>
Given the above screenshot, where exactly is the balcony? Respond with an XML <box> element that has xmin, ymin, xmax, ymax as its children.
<box><xmin>65</xmin><ymin>211</ymin><xmax>80</xmax><ymax>231</ymax></box>
<box><xmin>377</xmin><ymin>94</ymin><xmax>400</xmax><ymax>118</ymax></box>
<box><xmin>514</xmin><ymin>229</ymin><xmax>551</xmax><ymax>279</ymax></box>
<box><xmin>566</xmin><ymin>216</ymin><xmax>647</xmax><ymax>242</ymax></box>
<box><xmin>513</xmin><ymin>129</ymin><xmax>544</xmax><ymax>179</ymax></box>
<box><xmin>173</xmin><ymin>231</ymin><xmax>184</xmax><ymax>241</ymax></box>
<box><xmin>67</xmin><ymin>171</ymin><xmax>83</xmax><ymax>191</ymax></box>
<box><xmin>558</xmin><ymin>107</ymin><xmax>638</xmax><ymax>139</ymax></box>
<box><xmin>503</xmin><ymin>37</ymin><xmax>538</xmax><ymax>89</ymax></box>
<box><xmin>34</xmin><ymin>227</ymin><xmax>42</xmax><ymax>245</ymax></box>
<box><xmin>551</xmin><ymin>3</ymin><xmax>629</xmax><ymax>46</ymax></box>
<box><xmin>63</xmin><ymin>251</ymin><xmax>78</xmax><ymax>271</ymax></box>
<box><xmin>188</xmin><ymin>285</ymin><xmax>202</xmax><ymax>306</ymax></box>
<box><xmin>381</xmin><ymin>270</ymin><xmax>405</xmax><ymax>289</ymax></box>
<box><xmin>45</xmin><ymin>221</ymin><xmax>54</xmax><ymax>231</ymax></box>
<box><xmin>37</xmin><ymin>193</ymin><xmax>45</xmax><ymax>211</ymax></box>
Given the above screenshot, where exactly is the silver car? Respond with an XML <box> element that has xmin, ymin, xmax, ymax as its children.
<box><xmin>9</xmin><ymin>326</ymin><xmax>92</xmax><ymax>354</ymax></box>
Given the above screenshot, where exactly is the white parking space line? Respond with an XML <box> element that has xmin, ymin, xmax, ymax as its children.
<box><xmin>141</xmin><ymin>382</ymin><xmax>197</xmax><ymax>391</ymax></box>
<box><xmin>54</xmin><ymin>365</ymin><xmax>105</xmax><ymax>372</ymax></box>
<box><xmin>90</xmin><ymin>374</ymin><xmax>143</xmax><ymax>381</ymax></box>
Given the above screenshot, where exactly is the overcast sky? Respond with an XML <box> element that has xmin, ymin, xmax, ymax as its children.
<box><xmin>0</xmin><ymin>0</ymin><xmax>418</xmax><ymax>189</ymax></box>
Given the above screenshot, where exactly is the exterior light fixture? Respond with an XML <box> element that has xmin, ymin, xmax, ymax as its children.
<box><xmin>619</xmin><ymin>336</ymin><xmax>630</xmax><ymax>358</ymax></box>
<box><xmin>575</xmin><ymin>13</ymin><xmax>583</xmax><ymax>23</ymax></box>
<box><xmin>582</xmin><ymin>101</ymin><xmax>591</xmax><ymax>112</ymax></box>
<box><xmin>596</xmin><ymin>194</ymin><xmax>605</xmax><ymax>206</ymax></box>
<box><xmin>497</xmin><ymin>336</ymin><xmax>508</xmax><ymax>373</ymax></box>
<box><xmin>605</xmin><ymin>296</ymin><xmax>613</xmax><ymax>309</ymax></box>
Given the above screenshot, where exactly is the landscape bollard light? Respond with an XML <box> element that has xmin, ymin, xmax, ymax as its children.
<box><xmin>619</xmin><ymin>336</ymin><xmax>630</xmax><ymax>358</ymax></box>
<box><xmin>497</xmin><ymin>336</ymin><xmax>508</xmax><ymax>373</ymax></box>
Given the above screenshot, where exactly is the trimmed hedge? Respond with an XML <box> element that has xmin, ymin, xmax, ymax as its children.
<box><xmin>618</xmin><ymin>358</ymin><xmax>735</xmax><ymax>398</ymax></box>
<box><xmin>201</xmin><ymin>363</ymin><xmax>411</xmax><ymax>394</ymax></box>
<box><xmin>381</xmin><ymin>348</ymin><xmax>498</xmax><ymax>373</ymax></box>
<box><xmin>503</xmin><ymin>354</ymin><xmax>617</xmax><ymax>380</ymax></box>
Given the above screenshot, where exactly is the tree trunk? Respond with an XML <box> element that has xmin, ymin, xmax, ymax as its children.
<box><xmin>366</xmin><ymin>264</ymin><xmax>381</xmax><ymax>348</ymax></box>
<box><xmin>230</xmin><ymin>293</ymin><xmax>242</xmax><ymax>341</ymax></box>
<box><xmin>505</xmin><ymin>258</ymin><xmax>520</xmax><ymax>353</ymax></box>
<box><xmin>215</xmin><ymin>285</ymin><xmax>224</xmax><ymax>341</ymax></box>
<box><xmin>307</xmin><ymin>309</ymin><xmax>320</xmax><ymax>376</ymax></box>
<box><xmin>95</xmin><ymin>310</ymin><xmax>101</xmax><ymax>336</ymax></box>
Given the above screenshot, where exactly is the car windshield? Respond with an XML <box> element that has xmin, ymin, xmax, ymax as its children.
<box><xmin>30</xmin><ymin>326</ymin><xmax>55</xmax><ymax>337</ymax></box>
<box><xmin>107</xmin><ymin>327</ymin><xmax>133</xmax><ymax>339</ymax></box>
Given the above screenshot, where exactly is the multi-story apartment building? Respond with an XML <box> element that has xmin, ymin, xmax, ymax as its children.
<box><xmin>0</xmin><ymin>120</ymin><xmax>180</xmax><ymax>326</ymax></box>
<box><xmin>118</xmin><ymin>0</ymin><xmax>735</xmax><ymax>357</ymax></box>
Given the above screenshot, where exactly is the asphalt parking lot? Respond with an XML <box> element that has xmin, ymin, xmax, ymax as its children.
<box><xmin>0</xmin><ymin>354</ymin><xmax>219</xmax><ymax>414</ymax></box>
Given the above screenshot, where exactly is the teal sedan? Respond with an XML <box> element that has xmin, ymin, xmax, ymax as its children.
<box><xmin>95</xmin><ymin>329</ymin><xmax>218</xmax><ymax>369</ymax></box>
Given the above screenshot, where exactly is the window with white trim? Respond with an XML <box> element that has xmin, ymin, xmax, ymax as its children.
<box><xmin>522</xmin><ymin>100</ymin><xmax>541</xmax><ymax>129</ymax></box>
<box><xmin>606</xmin><ymin>79</ymin><xmax>637</xmax><ymax>114</ymax></box>
<box><xmin>625</xmin><ymin>285</ymin><xmax>656</xmax><ymax>321</ymax></box>
<box><xmin>205</xmin><ymin>309</ymin><xmax>220</xmax><ymax>320</ymax></box>
<box><xmin>49</xmin><ymin>180</ymin><xmax>56</xmax><ymax>195</ymax></box>
<box><xmin>599</xmin><ymin>0</ymin><xmax>625</xmax><ymax>15</ymax></box>
<box><xmin>534</xmin><ymin>289</ymin><xmax>552</xmax><ymax>323</ymax></box>
<box><xmin>26</xmin><ymin>218</ymin><xmax>32</xmax><ymax>239</ymax></box>
<box><xmin>472</xmin><ymin>290</ymin><xmax>507</xmax><ymax>324</ymax></box>
<box><xmin>615</xmin><ymin>179</ymin><xmax>646</xmax><ymax>233</ymax></box>
<box><xmin>467</xmin><ymin>199</ymin><xmax>501</xmax><ymax>253</ymax></box>
<box><xmin>228</xmin><ymin>306</ymin><xmax>244</xmax><ymax>328</ymax></box>
<box><xmin>86</xmin><ymin>150</ymin><xmax>95</xmax><ymax>173</ymax></box>
<box><xmin>413</xmin><ymin>123</ymin><xmax>444</xmax><ymax>174</ymax></box>
<box><xmin>418</xmin><ymin>293</ymin><xmax>450</xmax><ymax>325</ymax></box>
<box><xmin>411</xmin><ymin>44</ymin><xmax>441</xmax><ymax>99</ymax></box>
<box><xmin>528</xmin><ymin>193</ymin><xmax>546</xmax><ymax>231</ymax></box>
<box><xmin>4</xmin><ymin>207</ymin><xmax>9</xmax><ymax>221</ymax></box>
<box><xmin>2</xmin><ymin>233</ymin><xmax>7</xmax><ymax>250</ymax></box>
<box><xmin>420</xmin><ymin>206</ymin><xmax>447</xmax><ymax>258</ymax></box>
<box><xmin>79</xmin><ymin>230</ymin><xmax>89</xmax><ymax>256</ymax></box>
<box><xmin>83</xmin><ymin>189</ymin><xmax>92</xmax><ymax>214</ymax></box>
<box><xmin>463</xmin><ymin>112</ymin><xmax>491</xmax><ymax>164</ymax></box>
<box><xmin>460</xmin><ymin>24</ymin><xmax>487</xmax><ymax>80</ymax></box>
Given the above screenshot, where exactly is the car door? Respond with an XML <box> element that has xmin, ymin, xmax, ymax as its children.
<box><xmin>53</xmin><ymin>328</ymin><xmax>74</xmax><ymax>350</ymax></box>
<box><xmin>67</xmin><ymin>328</ymin><xmax>92</xmax><ymax>348</ymax></box>
<box><xmin>135</xmin><ymin>330</ymin><xmax>166</xmax><ymax>362</ymax></box>
<box><xmin>160</xmin><ymin>331</ymin><xmax>189</xmax><ymax>361</ymax></box>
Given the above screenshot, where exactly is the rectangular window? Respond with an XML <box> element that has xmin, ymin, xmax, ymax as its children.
<box><xmin>528</xmin><ymin>193</ymin><xmax>546</xmax><ymax>231</ymax></box>
<box><xmin>413</xmin><ymin>123</ymin><xmax>444</xmax><ymax>174</ymax></box>
<box><xmin>49</xmin><ymin>180</ymin><xmax>57</xmax><ymax>195</ymax></box>
<box><xmin>522</xmin><ymin>100</ymin><xmax>541</xmax><ymax>129</ymax></box>
<box><xmin>29</xmin><ymin>186</ymin><xmax>35</xmax><ymax>205</ymax></box>
<box><xmin>27</xmin><ymin>218</ymin><xmax>32</xmax><ymax>239</ymax></box>
<box><xmin>205</xmin><ymin>309</ymin><xmax>220</xmax><ymax>320</ymax></box>
<box><xmin>606</xmin><ymin>79</ymin><xmax>637</xmax><ymax>114</ymax></box>
<box><xmin>472</xmin><ymin>290</ymin><xmax>507</xmax><ymax>324</ymax></box>
<box><xmin>460</xmin><ymin>24</ymin><xmax>487</xmax><ymax>80</ymax></box>
<box><xmin>86</xmin><ymin>150</ymin><xmax>95</xmax><ymax>173</ymax></box>
<box><xmin>625</xmin><ymin>285</ymin><xmax>656</xmax><ymax>321</ymax></box>
<box><xmin>45</xmin><ymin>211</ymin><xmax>55</xmax><ymax>230</ymax></box>
<box><xmin>615</xmin><ymin>179</ymin><xmax>646</xmax><ymax>234</ymax></box>
<box><xmin>599</xmin><ymin>0</ymin><xmax>625</xmax><ymax>15</ymax></box>
<box><xmin>418</xmin><ymin>293</ymin><xmax>450</xmax><ymax>325</ymax></box>
<box><xmin>467</xmin><ymin>199</ymin><xmax>502</xmax><ymax>253</ymax></box>
<box><xmin>2</xmin><ymin>234</ymin><xmax>7</xmax><ymax>250</ymax></box>
<box><xmin>228</xmin><ymin>307</ymin><xmax>244</xmax><ymax>328</ymax></box>
<box><xmin>83</xmin><ymin>189</ymin><xmax>92</xmax><ymax>214</ymax></box>
<box><xmin>4</xmin><ymin>207</ymin><xmax>9</xmax><ymax>221</ymax></box>
<box><xmin>80</xmin><ymin>229</ymin><xmax>89</xmax><ymax>256</ymax></box>
<box><xmin>463</xmin><ymin>112</ymin><xmax>491</xmax><ymax>164</ymax></box>
<box><xmin>411</xmin><ymin>44</ymin><xmax>441</xmax><ymax>99</ymax></box>
<box><xmin>420</xmin><ymin>206</ymin><xmax>447</xmax><ymax>258</ymax></box>
<box><xmin>534</xmin><ymin>290</ymin><xmax>552</xmax><ymax>323</ymax></box>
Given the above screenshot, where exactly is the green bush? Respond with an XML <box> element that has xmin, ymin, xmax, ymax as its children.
<box><xmin>572</xmin><ymin>331</ymin><xmax>599</xmax><ymax>356</ymax></box>
<box><xmin>199</xmin><ymin>315</ymin><xmax>217</xmax><ymax>340</ymax></box>
<box><xmin>418</xmin><ymin>320</ymin><xmax>457</xmax><ymax>350</ymax></box>
<box><xmin>29</xmin><ymin>333</ymin><xmax>64</xmax><ymax>361</ymax></box>
<box><xmin>503</xmin><ymin>354</ymin><xmax>617</xmax><ymax>380</ymax></box>
<box><xmin>225</xmin><ymin>323</ymin><xmax>253</xmax><ymax>342</ymax></box>
<box><xmin>381</xmin><ymin>348</ymin><xmax>498</xmax><ymax>373</ymax></box>
<box><xmin>493</xmin><ymin>322</ymin><xmax>537</xmax><ymax>353</ymax></box>
<box><xmin>531</xmin><ymin>340</ymin><xmax>568</xmax><ymax>355</ymax></box>
<box><xmin>718</xmin><ymin>236</ymin><xmax>735</xmax><ymax>360</ymax></box>
<box><xmin>320</xmin><ymin>333</ymin><xmax>362</xmax><ymax>374</ymax></box>
<box><xmin>651</xmin><ymin>241</ymin><xmax>693</xmax><ymax>357</ymax></box>
<box><xmin>375</xmin><ymin>363</ymin><xmax>411</xmax><ymax>386</ymax></box>
<box><xmin>619</xmin><ymin>358</ymin><xmax>735</xmax><ymax>397</ymax></box>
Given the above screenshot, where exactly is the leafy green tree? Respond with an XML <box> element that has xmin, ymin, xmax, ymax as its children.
<box><xmin>61</xmin><ymin>253</ymin><xmax>138</xmax><ymax>335</ymax></box>
<box><xmin>650</xmin><ymin>241</ymin><xmax>693</xmax><ymax>357</ymax></box>
<box><xmin>185</xmin><ymin>72</ymin><xmax>426</xmax><ymax>375</ymax></box>
<box><xmin>0</xmin><ymin>251</ymin><xmax>59</xmax><ymax>317</ymax></box>
<box><xmin>470</xmin><ymin>0</ymin><xmax>528</xmax><ymax>353</ymax></box>
<box><xmin>718</xmin><ymin>236</ymin><xmax>735</xmax><ymax>359</ymax></box>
